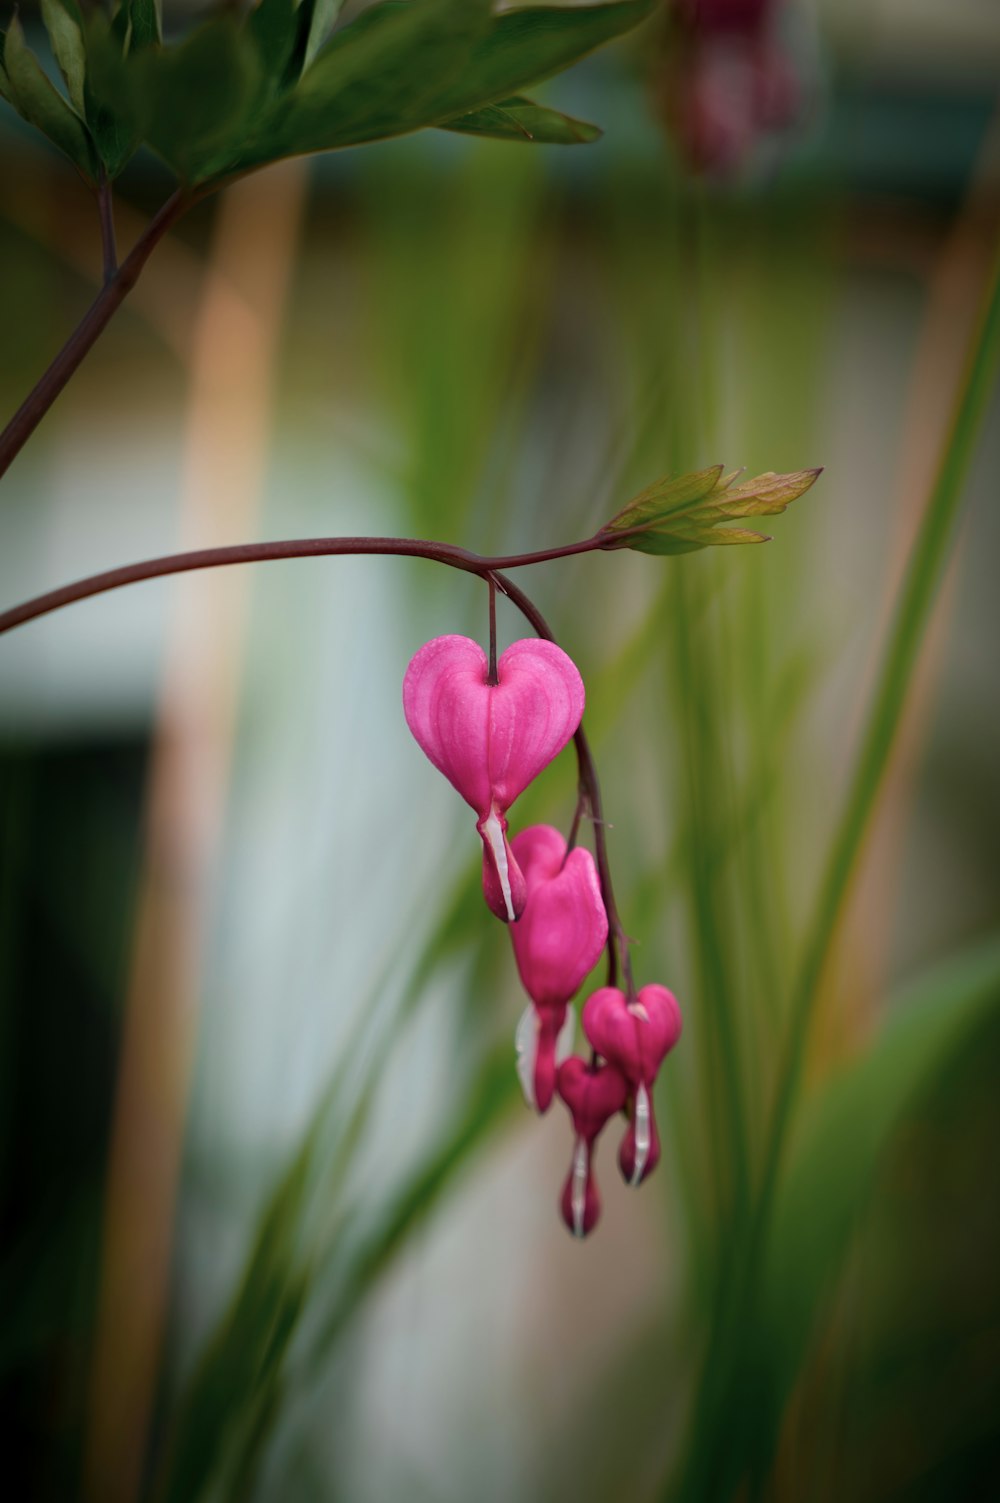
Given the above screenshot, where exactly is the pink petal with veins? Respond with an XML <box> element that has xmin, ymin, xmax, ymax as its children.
<box><xmin>403</xmin><ymin>635</ymin><xmax>584</xmax><ymax>816</ymax></box>
<box><xmin>510</xmin><ymin>825</ymin><xmax>608</xmax><ymax>1008</ymax></box>
<box><xmin>582</xmin><ymin>984</ymin><xmax>682</xmax><ymax>1087</ymax></box>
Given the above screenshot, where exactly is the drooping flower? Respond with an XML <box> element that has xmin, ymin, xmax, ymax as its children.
<box><xmin>403</xmin><ymin>635</ymin><xmax>584</xmax><ymax>921</ymax></box>
<box><xmin>510</xmin><ymin>824</ymin><xmax>608</xmax><ymax>1113</ymax></box>
<box><xmin>556</xmin><ymin>1055</ymin><xmax>629</xmax><ymax>1238</ymax></box>
<box><xmin>656</xmin><ymin>0</ymin><xmax>804</xmax><ymax>177</ymax></box>
<box><xmin>582</xmin><ymin>984</ymin><xmax>682</xmax><ymax>1186</ymax></box>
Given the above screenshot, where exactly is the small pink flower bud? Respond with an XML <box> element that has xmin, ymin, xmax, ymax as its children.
<box><xmin>557</xmin><ymin>1054</ymin><xmax>629</xmax><ymax>1142</ymax></box>
<box><xmin>582</xmin><ymin>984</ymin><xmax>682</xmax><ymax>1088</ymax></box>
<box><xmin>403</xmin><ymin>636</ymin><xmax>584</xmax><ymax>922</ymax></box>
<box><xmin>556</xmin><ymin>1056</ymin><xmax>628</xmax><ymax>1239</ymax></box>
<box><xmin>582</xmin><ymin>984</ymin><xmax>682</xmax><ymax>1188</ymax></box>
<box><xmin>618</xmin><ymin>1095</ymin><xmax>662</xmax><ymax>1186</ymax></box>
<box><xmin>508</xmin><ymin>825</ymin><xmax>608</xmax><ymax>1112</ymax></box>
<box><xmin>560</xmin><ymin>1142</ymin><xmax>601</xmax><ymax>1239</ymax></box>
<box><xmin>510</xmin><ymin>825</ymin><xmax>608</xmax><ymax>1007</ymax></box>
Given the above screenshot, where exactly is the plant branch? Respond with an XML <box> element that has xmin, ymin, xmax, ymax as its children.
<box><xmin>0</xmin><ymin>188</ymin><xmax>189</xmax><ymax>482</ymax></box>
<box><xmin>0</xmin><ymin>531</ymin><xmax>613</xmax><ymax>636</ymax></box>
<box><xmin>97</xmin><ymin>175</ymin><xmax>119</xmax><ymax>284</ymax></box>
<box><xmin>0</xmin><ymin>523</ymin><xmax>635</xmax><ymax>990</ymax></box>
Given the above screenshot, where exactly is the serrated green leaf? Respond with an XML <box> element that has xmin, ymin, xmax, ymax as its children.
<box><xmin>40</xmin><ymin>0</ymin><xmax>87</xmax><ymax>115</ymax></box>
<box><xmin>2</xmin><ymin>16</ymin><xmax>96</xmax><ymax>178</ymax></box>
<box><xmin>231</xmin><ymin>0</ymin><xmax>492</xmax><ymax>173</ymax></box>
<box><xmin>428</xmin><ymin>0</ymin><xmax>655</xmax><ymax>121</ymax></box>
<box><xmin>601</xmin><ymin>465</ymin><xmax>820</xmax><ymax>555</ymax></box>
<box><xmin>440</xmin><ymin>94</ymin><xmax>602</xmax><ymax>144</ymax></box>
<box><xmin>605</xmin><ymin>464</ymin><xmax>726</xmax><ymax>532</ymax></box>
<box><xmin>136</xmin><ymin>16</ymin><xmax>264</xmax><ymax>181</ymax></box>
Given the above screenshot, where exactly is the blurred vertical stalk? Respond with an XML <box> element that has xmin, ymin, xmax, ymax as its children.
<box><xmin>763</xmin><ymin>234</ymin><xmax>1000</xmax><ymax>1234</ymax></box>
<box><xmin>674</xmin><ymin>227</ymin><xmax>1000</xmax><ymax>1502</ymax></box>
<box><xmin>83</xmin><ymin>163</ymin><xmax>306</xmax><ymax>1503</ymax></box>
<box><xmin>822</xmin><ymin>114</ymin><xmax>1000</xmax><ymax>1060</ymax></box>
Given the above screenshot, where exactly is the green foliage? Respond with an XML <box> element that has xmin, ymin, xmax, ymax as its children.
<box><xmin>601</xmin><ymin>464</ymin><xmax>822</xmax><ymax>553</ymax></box>
<box><xmin>762</xmin><ymin>931</ymin><xmax>1000</xmax><ymax>1440</ymax></box>
<box><xmin>0</xmin><ymin>0</ymin><xmax>651</xmax><ymax>185</ymax></box>
<box><xmin>1</xmin><ymin>15</ymin><xmax>97</xmax><ymax>179</ymax></box>
<box><xmin>441</xmin><ymin>96</ymin><xmax>603</xmax><ymax>145</ymax></box>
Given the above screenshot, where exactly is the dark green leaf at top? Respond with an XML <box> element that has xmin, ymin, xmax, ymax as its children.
<box><xmin>135</xmin><ymin>17</ymin><xmax>264</xmax><ymax>181</ymax></box>
<box><xmin>128</xmin><ymin>0</ymin><xmax>162</xmax><ymax>51</ymax></box>
<box><xmin>428</xmin><ymin>0</ymin><xmax>655</xmax><ymax>122</ymax></box>
<box><xmin>440</xmin><ymin>95</ymin><xmax>602</xmax><ymax>145</ymax></box>
<box><xmin>1</xmin><ymin>16</ymin><xmax>97</xmax><ymax>178</ymax></box>
<box><xmin>81</xmin><ymin>13</ymin><xmax>140</xmax><ymax>177</ymax></box>
<box><xmin>231</xmin><ymin>0</ymin><xmax>493</xmax><ymax>173</ymax></box>
<box><xmin>40</xmin><ymin>0</ymin><xmax>87</xmax><ymax>115</ymax></box>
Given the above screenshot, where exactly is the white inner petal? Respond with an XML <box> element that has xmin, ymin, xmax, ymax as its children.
<box><xmin>555</xmin><ymin>1007</ymin><xmax>575</xmax><ymax>1064</ymax></box>
<box><xmin>514</xmin><ymin>1005</ymin><xmax>537</xmax><ymax>1109</ymax></box>
<box><xmin>483</xmin><ymin>806</ymin><xmax>515</xmax><ymax>922</ymax></box>
<box><xmin>571</xmin><ymin>1137</ymin><xmax>589</xmax><ymax>1238</ymax></box>
<box><xmin>631</xmin><ymin>1082</ymin><xmax>651</xmax><ymax>1187</ymax></box>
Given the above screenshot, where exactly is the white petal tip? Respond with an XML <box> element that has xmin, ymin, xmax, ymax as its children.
<box><xmin>514</xmin><ymin>1005</ymin><xmax>537</xmax><ymax>1110</ymax></box>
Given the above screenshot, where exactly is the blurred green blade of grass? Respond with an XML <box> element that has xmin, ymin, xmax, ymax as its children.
<box><xmin>670</xmin><ymin>929</ymin><xmax>1000</xmax><ymax>1502</ymax></box>
<box><xmin>761</xmin><ymin>239</ymin><xmax>1000</xmax><ymax>1239</ymax></box>
<box><xmin>152</xmin><ymin>862</ymin><xmax>513</xmax><ymax>1502</ymax></box>
<box><xmin>758</xmin><ymin>929</ymin><xmax>1000</xmax><ymax>1474</ymax></box>
<box><xmin>668</xmin><ymin>241</ymin><xmax>1000</xmax><ymax>1503</ymax></box>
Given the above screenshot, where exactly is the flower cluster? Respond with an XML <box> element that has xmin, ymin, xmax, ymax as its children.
<box><xmin>404</xmin><ymin>633</ymin><xmax>683</xmax><ymax>1238</ymax></box>
<box><xmin>657</xmin><ymin>0</ymin><xmax>804</xmax><ymax>177</ymax></box>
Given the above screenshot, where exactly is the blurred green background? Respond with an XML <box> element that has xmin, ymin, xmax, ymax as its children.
<box><xmin>1</xmin><ymin>2</ymin><xmax>999</xmax><ymax>1500</ymax></box>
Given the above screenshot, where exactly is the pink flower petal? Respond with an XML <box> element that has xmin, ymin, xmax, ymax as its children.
<box><xmin>510</xmin><ymin>825</ymin><xmax>608</xmax><ymax>1007</ymax></box>
<box><xmin>487</xmin><ymin>640</ymin><xmax>585</xmax><ymax>808</ymax></box>
<box><xmin>403</xmin><ymin>635</ymin><xmax>492</xmax><ymax>813</ymax></box>
<box><xmin>582</xmin><ymin>984</ymin><xmax>683</xmax><ymax>1087</ymax></box>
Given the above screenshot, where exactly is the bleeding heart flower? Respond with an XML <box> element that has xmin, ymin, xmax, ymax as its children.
<box><xmin>403</xmin><ymin>635</ymin><xmax>584</xmax><ymax>922</ymax></box>
<box><xmin>556</xmin><ymin>1055</ymin><xmax>628</xmax><ymax>1238</ymax></box>
<box><xmin>619</xmin><ymin>1099</ymin><xmax>661</xmax><ymax>1186</ymax></box>
<box><xmin>582</xmin><ymin>984</ymin><xmax>682</xmax><ymax>1086</ymax></box>
<box><xmin>582</xmin><ymin>984</ymin><xmax>682</xmax><ymax>1188</ymax></box>
<box><xmin>509</xmin><ymin>824</ymin><xmax>608</xmax><ymax>1113</ymax></box>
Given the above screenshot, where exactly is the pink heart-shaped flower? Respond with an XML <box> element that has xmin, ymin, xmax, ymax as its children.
<box><xmin>582</xmin><ymin>984</ymin><xmax>682</xmax><ymax>1087</ymax></box>
<box><xmin>556</xmin><ymin>1055</ymin><xmax>629</xmax><ymax>1143</ymax></box>
<box><xmin>403</xmin><ymin>636</ymin><xmax>585</xmax><ymax>813</ymax></box>
<box><xmin>510</xmin><ymin>825</ymin><xmax>608</xmax><ymax>1008</ymax></box>
<box><xmin>403</xmin><ymin>636</ymin><xmax>584</xmax><ymax>922</ymax></box>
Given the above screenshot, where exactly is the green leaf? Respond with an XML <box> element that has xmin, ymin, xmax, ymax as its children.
<box><xmin>757</xmin><ymin>933</ymin><xmax>1000</xmax><ymax>1461</ymax></box>
<box><xmin>601</xmin><ymin>465</ymin><xmax>821</xmax><ymax>554</ymax></box>
<box><xmin>247</xmin><ymin>0</ymin><xmax>299</xmax><ymax>83</ymax></box>
<box><xmin>1</xmin><ymin>16</ymin><xmax>96</xmax><ymax>178</ymax></box>
<box><xmin>301</xmin><ymin>0</ymin><xmax>348</xmax><ymax>71</ymax></box>
<box><xmin>40</xmin><ymin>0</ymin><xmax>87</xmax><ymax>115</ymax></box>
<box><xmin>232</xmin><ymin>0</ymin><xmax>493</xmax><ymax>171</ymax></box>
<box><xmin>127</xmin><ymin>0</ymin><xmax>161</xmax><ymax>51</ymax></box>
<box><xmin>135</xmin><ymin>16</ymin><xmax>264</xmax><ymax>181</ymax></box>
<box><xmin>428</xmin><ymin>0</ymin><xmax>655</xmax><ymax>121</ymax></box>
<box><xmin>81</xmin><ymin>13</ymin><xmax>140</xmax><ymax>177</ymax></box>
<box><xmin>440</xmin><ymin>94</ymin><xmax>602</xmax><ymax>145</ymax></box>
<box><xmin>248</xmin><ymin>0</ymin><xmax>346</xmax><ymax>92</ymax></box>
